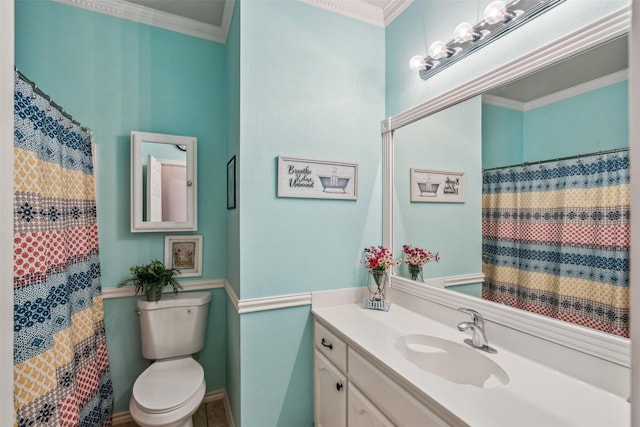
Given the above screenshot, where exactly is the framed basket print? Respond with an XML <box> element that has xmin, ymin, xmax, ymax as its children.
<box><xmin>410</xmin><ymin>169</ymin><xmax>465</xmax><ymax>203</ymax></box>
<box><xmin>277</xmin><ymin>156</ymin><xmax>358</xmax><ymax>200</ymax></box>
<box><xmin>164</xmin><ymin>235</ymin><xmax>202</xmax><ymax>277</ymax></box>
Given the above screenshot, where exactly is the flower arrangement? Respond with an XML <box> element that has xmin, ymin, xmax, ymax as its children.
<box><xmin>362</xmin><ymin>246</ymin><xmax>401</xmax><ymax>271</ymax></box>
<box><xmin>402</xmin><ymin>244</ymin><xmax>440</xmax><ymax>267</ymax></box>
<box><xmin>402</xmin><ymin>245</ymin><xmax>439</xmax><ymax>282</ymax></box>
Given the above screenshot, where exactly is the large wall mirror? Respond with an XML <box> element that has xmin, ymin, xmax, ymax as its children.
<box><xmin>131</xmin><ymin>131</ymin><xmax>197</xmax><ymax>232</ymax></box>
<box><xmin>384</xmin><ymin>9</ymin><xmax>630</xmax><ymax>366</ymax></box>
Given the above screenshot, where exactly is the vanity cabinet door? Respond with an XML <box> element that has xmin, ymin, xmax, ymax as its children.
<box><xmin>348</xmin><ymin>384</ymin><xmax>395</xmax><ymax>427</ymax></box>
<box><xmin>314</xmin><ymin>350</ymin><xmax>347</xmax><ymax>427</ymax></box>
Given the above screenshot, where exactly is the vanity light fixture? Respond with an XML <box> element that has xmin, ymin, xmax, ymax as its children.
<box><xmin>428</xmin><ymin>40</ymin><xmax>456</xmax><ymax>59</ymax></box>
<box><xmin>410</xmin><ymin>0</ymin><xmax>565</xmax><ymax>80</ymax></box>
<box><xmin>454</xmin><ymin>22</ymin><xmax>481</xmax><ymax>43</ymax></box>
<box><xmin>483</xmin><ymin>1</ymin><xmax>516</xmax><ymax>25</ymax></box>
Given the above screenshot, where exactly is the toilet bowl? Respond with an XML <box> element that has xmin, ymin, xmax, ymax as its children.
<box><xmin>130</xmin><ymin>358</ymin><xmax>205</xmax><ymax>427</ymax></box>
<box><xmin>129</xmin><ymin>292</ymin><xmax>211</xmax><ymax>427</ymax></box>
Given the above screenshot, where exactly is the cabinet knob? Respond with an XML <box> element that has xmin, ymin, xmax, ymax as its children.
<box><xmin>321</xmin><ymin>338</ymin><xmax>333</xmax><ymax>350</ymax></box>
<box><xmin>336</xmin><ymin>382</ymin><xmax>343</xmax><ymax>391</ymax></box>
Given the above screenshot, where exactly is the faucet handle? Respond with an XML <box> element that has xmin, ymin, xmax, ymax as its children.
<box><xmin>458</xmin><ymin>308</ymin><xmax>484</xmax><ymax>325</ymax></box>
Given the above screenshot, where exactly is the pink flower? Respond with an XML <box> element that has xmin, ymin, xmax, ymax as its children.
<box><xmin>402</xmin><ymin>244</ymin><xmax>440</xmax><ymax>267</ymax></box>
<box><xmin>362</xmin><ymin>246</ymin><xmax>401</xmax><ymax>271</ymax></box>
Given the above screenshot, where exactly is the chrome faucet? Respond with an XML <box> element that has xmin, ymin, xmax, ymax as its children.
<box><xmin>457</xmin><ymin>308</ymin><xmax>497</xmax><ymax>354</ymax></box>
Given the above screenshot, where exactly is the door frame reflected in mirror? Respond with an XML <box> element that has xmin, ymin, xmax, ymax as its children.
<box><xmin>131</xmin><ymin>131</ymin><xmax>197</xmax><ymax>232</ymax></box>
<box><xmin>382</xmin><ymin>8</ymin><xmax>630</xmax><ymax>367</ymax></box>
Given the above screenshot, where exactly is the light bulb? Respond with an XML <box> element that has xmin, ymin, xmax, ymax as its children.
<box><xmin>484</xmin><ymin>1</ymin><xmax>508</xmax><ymax>25</ymax></box>
<box><xmin>454</xmin><ymin>22</ymin><xmax>476</xmax><ymax>42</ymax></box>
<box><xmin>428</xmin><ymin>41</ymin><xmax>448</xmax><ymax>59</ymax></box>
<box><xmin>409</xmin><ymin>55</ymin><xmax>427</xmax><ymax>72</ymax></box>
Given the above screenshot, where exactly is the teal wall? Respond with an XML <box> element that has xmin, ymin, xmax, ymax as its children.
<box><xmin>483</xmin><ymin>81</ymin><xmax>629</xmax><ymax>169</ymax></box>
<box><xmin>238</xmin><ymin>0</ymin><xmax>385</xmax><ymax>299</ymax></box>
<box><xmin>233</xmin><ymin>2</ymin><xmax>384</xmax><ymax>425</ymax></box>
<box><xmin>393</xmin><ymin>97</ymin><xmax>482</xmax><ymax>280</ymax></box>
<box><xmin>523</xmin><ymin>81</ymin><xmax>629</xmax><ymax>160</ymax></box>
<box><xmin>15</xmin><ymin>0</ymin><xmax>229</xmax><ymax>413</ymax></box>
<box><xmin>240</xmin><ymin>307</ymin><xmax>313</xmax><ymax>427</ymax></box>
<box><xmin>481</xmin><ymin>103</ymin><xmax>523</xmax><ymax>169</ymax></box>
<box><xmin>225</xmin><ymin>1</ymin><xmax>242</xmax><ymax>423</ymax></box>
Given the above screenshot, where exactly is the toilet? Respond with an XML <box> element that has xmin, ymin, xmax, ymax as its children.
<box><xmin>130</xmin><ymin>292</ymin><xmax>211</xmax><ymax>427</ymax></box>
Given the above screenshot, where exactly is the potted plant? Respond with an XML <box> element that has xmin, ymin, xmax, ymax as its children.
<box><xmin>118</xmin><ymin>259</ymin><xmax>182</xmax><ymax>301</ymax></box>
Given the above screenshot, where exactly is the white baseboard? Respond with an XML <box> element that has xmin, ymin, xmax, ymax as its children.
<box><xmin>112</xmin><ymin>389</ymin><xmax>234</xmax><ymax>426</ymax></box>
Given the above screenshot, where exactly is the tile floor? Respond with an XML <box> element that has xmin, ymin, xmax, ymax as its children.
<box><xmin>119</xmin><ymin>398</ymin><xmax>229</xmax><ymax>427</ymax></box>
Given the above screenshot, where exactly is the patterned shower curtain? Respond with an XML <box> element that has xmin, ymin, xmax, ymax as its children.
<box><xmin>13</xmin><ymin>71</ymin><xmax>113</xmax><ymax>426</ymax></box>
<box><xmin>482</xmin><ymin>151</ymin><xmax>630</xmax><ymax>338</ymax></box>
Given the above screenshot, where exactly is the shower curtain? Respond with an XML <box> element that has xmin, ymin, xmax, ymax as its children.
<box><xmin>13</xmin><ymin>71</ymin><xmax>113</xmax><ymax>426</ymax></box>
<box><xmin>482</xmin><ymin>151</ymin><xmax>630</xmax><ymax>337</ymax></box>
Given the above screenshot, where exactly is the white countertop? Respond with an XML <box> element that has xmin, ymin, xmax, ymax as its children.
<box><xmin>312</xmin><ymin>303</ymin><xmax>630</xmax><ymax>427</ymax></box>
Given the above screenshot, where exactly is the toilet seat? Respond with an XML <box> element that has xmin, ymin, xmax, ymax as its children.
<box><xmin>132</xmin><ymin>358</ymin><xmax>204</xmax><ymax>414</ymax></box>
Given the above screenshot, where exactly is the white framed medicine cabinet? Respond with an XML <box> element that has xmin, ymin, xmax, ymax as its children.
<box><xmin>130</xmin><ymin>131</ymin><xmax>197</xmax><ymax>232</ymax></box>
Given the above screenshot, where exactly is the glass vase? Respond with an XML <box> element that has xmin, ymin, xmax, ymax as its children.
<box><xmin>367</xmin><ymin>269</ymin><xmax>388</xmax><ymax>301</ymax></box>
<box><xmin>408</xmin><ymin>264</ymin><xmax>423</xmax><ymax>282</ymax></box>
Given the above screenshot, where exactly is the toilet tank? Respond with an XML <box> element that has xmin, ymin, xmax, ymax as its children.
<box><xmin>137</xmin><ymin>292</ymin><xmax>211</xmax><ymax>360</ymax></box>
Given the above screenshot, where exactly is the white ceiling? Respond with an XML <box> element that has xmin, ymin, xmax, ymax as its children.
<box><xmin>489</xmin><ymin>35</ymin><xmax>628</xmax><ymax>103</ymax></box>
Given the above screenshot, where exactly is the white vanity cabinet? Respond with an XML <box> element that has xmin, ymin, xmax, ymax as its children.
<box><xmin>314</xmin><ymin>350</ymin><xmax>347</xmax><ymax>427</ymax></box>
<box><xmin>348</xmin><ymin>384</ymin><xmax>394</xmax><ymax>427</ymax></box>
<box><xmin>314</xmin><ymin>319</ymin><xmax>451</xmax><ymax>427</ymax></box>
<box><xmin>314</xmin><ymin>320</ymin><xmax>348</xmax><ymax>426</ymax></box>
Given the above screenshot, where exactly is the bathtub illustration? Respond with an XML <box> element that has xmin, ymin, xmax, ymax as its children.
<box><xmin>318</xmin><ymin>175</ymin><xmax>351</xmax><ymax>193</ymax></box>
<box><xmin>417</xmin><ymin>182</ymin><xmax>440</xmax><ymax>196</ymax></box>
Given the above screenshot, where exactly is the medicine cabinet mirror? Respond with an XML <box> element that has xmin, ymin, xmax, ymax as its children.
<box><xmin>130</xmin><ymin>131</ymin><xmax>197</xmax><ymax>232</ymax></box>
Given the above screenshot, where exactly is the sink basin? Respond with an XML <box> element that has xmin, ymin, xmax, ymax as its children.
<box><xmin>394</xmin><ymin>334</ymin><xmax>509</xmax><ymax>388</ymax></box>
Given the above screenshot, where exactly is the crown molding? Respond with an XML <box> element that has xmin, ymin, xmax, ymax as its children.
<box><xmin>297</xmin><ymin>0</ymin><xmax>412</xmax><ymax>27</ymax></box>
<box><xmin>483</xmin><ymin>69</ymin><xmax>629</xmax><ymax>112</ymax></box>
<box><xmin>482</xmin><ymin>94</ymin><xmax>526</xmax><ymax>111</ymax></box>
<box><xmin>382</xmin><ymin>0</ymin><xmax>414</xmax><ymax>26</ymax></box>
<box><xmin>51</xmin><ymin>0</ymin><xmax>234</xmax><ymax>43</ymax></box>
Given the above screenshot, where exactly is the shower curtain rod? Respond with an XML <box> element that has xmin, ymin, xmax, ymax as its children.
<box><xmin>14</xmin><ymin>66</ymin><xmax>92</xmax><ymax>134</ymax></box>
<box><xmin>482</xmin><ymin>147</ymin><xmax>629</xmax><ymax>172</ymax></box>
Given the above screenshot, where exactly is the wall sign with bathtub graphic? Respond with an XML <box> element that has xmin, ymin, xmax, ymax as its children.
<box><xmin>277</xmin><ymin>156</ymin><xmax>358</xmax><ymax>200</ymax></box>
<box><xmin>410</xmin><ymin>169</ymin><xmax>465</xmax><ymax>203</ymax></box>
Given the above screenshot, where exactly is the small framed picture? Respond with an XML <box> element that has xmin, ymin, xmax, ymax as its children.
<box><xmin>277</xmin><ymin>156</ymin><xmax>358</xmax><ymax>200</ymax></box>
<box><xmin>410</xmin><ymin>169</ymin><xmax>465</xmax><ymax>203</ymax></box>
<box><xmin>227</xmin><ymin>155</ymin><xmax>236</xmax><ymax>209</ymax></box>
<box><xmin>164</xmin><ymin>235</ymin><xmax>203</xmax><ymax>277</ymax></box>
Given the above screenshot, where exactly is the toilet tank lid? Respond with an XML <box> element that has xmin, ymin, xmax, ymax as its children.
<box><xmin>137</xmin><ymin>291</ymin><xmax>211</xmax><ymax>310</ymax></box>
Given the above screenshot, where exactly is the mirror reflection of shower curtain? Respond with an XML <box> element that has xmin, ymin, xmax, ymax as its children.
<box><xmin>482</xmin><ymin>151</ymin><xmax>630</xmax><ymax>337</ymax></box>
<box><xmin>13</xmin><ymin>71</ymin><xmax>113</xmax><ymax>425</ymax></box>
